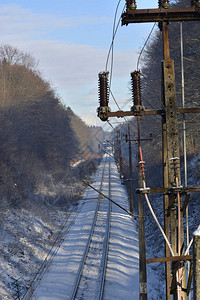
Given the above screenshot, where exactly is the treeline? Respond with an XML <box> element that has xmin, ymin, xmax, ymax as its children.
<box><xmin>0</xmin><ymin>45</ymin><xmax>104</xmax><ymax>208</ymax></box>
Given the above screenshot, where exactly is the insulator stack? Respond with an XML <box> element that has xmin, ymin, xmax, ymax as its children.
<box><xmin>130</xmin><ymin>71</ymin><xmax>145</xmax><ymax>112</ymax></box>
<box><xmin>158</xmin><ymin>0</ymin><xmax>170</xmax><ymax>8</ymax></box>
<box><xmin>126</xmin><ymin>0</ymin><xmax>137</xmax><ymax>10</ymax></box>
<box><xmin>97</xmin><ymin>72</ymin><xmax>111</xmax><ymax>122</ymax></box>
<box><xmin>131</xmin><ymin>71</ymin><xmax>142</xmax><ymax>106</ymax></box>
<box><xmin>98</xmin><ymin>72</ymin><xmax>109</xmax><ymax>107</ymax></box>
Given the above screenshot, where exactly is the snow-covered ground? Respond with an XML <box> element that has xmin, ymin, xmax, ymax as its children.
<box><xmin>0</xmin><ymin>205</ymin><xmax>69</xmax><ymax>300</ymax></box>
<box><xmin>29</xmin><ymin>154</ymin><xmax>139</xmax><ymax>299</ymax></box>
<box><xmin>1</xmin><ymin>152</ymin><xmax>199</xmax><ymax>299</ymax></box>
<box><xmin>144</xmin><ymin>154</ymin><xmax>200</xmax><ymax>299</ymax></box>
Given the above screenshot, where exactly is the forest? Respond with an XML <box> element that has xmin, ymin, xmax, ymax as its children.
<box><xmin>0</xmin><ymin>44</ymin><xmax>106</xmax><ymax>299</ymax></box>
<box><xmin>0</xmin><ymin>44</ymin><xmax>105</xmax><ymax>210</ymax></box>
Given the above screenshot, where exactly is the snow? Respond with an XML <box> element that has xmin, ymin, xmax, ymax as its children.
<box><xmin>29</xmin><ymin>155</ymin><xmax>139</xmax><ymax>299</ymax></box>
<box><xmin>71</xmin><ymin>159</ymin><xmax>86</xmax><ymax>168</ymax></box>
<box><xmin>193</xmin><ymin>228</ymin><xmax>200</xmax><ymax>236</ymax></box>
<box><xmin>144</xmin><ymin>153</ymin><xmax>200</xmax><ymax>299</ymax></box>
<box><xmin>2</xmin><ymin>151</ymin><xmax>199</xmax><ymax>299</ymax></box>
<box><xmin>0</xmin><ymin>203</ymin><xmax>72</xmax><ymax>299</ymax></box>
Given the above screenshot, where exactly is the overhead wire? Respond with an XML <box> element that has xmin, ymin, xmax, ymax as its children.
<box><xmin>104</xmin><ymin>5</ymin><xmax>165</xmax><ymax>157</ymax></box>
<box><xmin>102</xmin><ymin>4</ymin><xmax>198</xmax><ymax>294</ymax></box>
<box><xmin>137</xmin><ymin>22</ymin><xmax>157</xmax><ymax>71</ymax></box>
<box><xmin>104</xmin><ymin>6</ymin><xmax>162</xmax><ymax>137</ymax></box>
<box><xmin>104</xmin><ymin>8</ymin><xmax>173</xmax><ymax>255</ymax></box>
<box><xmin>105</xmin><ymin>0</ymin><xmax>124</xmax><ymax>72</ymax></box>
<box><xmin>132</xmin><ymin>11</ymin><xmax>177</xmax><ymax>256</ymax></box>
<box><xmin>110</xmin><ymin>89</ymin><xmax>121</xmax><ymax>111</ymax></box>
<box><xmin>137</xmin><ymin>117</ymin><xmax>174</xmax><ymax>256</ymax></box>
<box><xmin>105</xmin><ymin>0</ymin><xmax>138</xmax><ymax>141</ymax></box>
<box><xmin>134</xmin><ymin>17</ymin><xmax>199</xmax><ymax>293</ymax></box>
<box><xmin>107</xmin><ymin>119</ymin><xmax>118</xmax><ymax>133</ymax></box>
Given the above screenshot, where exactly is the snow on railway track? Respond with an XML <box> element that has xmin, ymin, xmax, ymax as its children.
<box><xmin>70</xmin><ymin>155</ymin><xmax>111</xmax><ymax>299</ymax></box>
<box><xmin>28</xmin><ymin>150</ymin><xmax>139</xmax><ymax>299</ymax></box>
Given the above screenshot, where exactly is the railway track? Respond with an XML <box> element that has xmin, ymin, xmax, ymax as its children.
<box><xmin>70</xmin><ymin>152</ymin><xmax>112</xmax><ymax>300</ymax></box>
<box><xmin>26</xmin><ymin>148</ymin><xmax>139</xmax><ymax>299</ymax></box>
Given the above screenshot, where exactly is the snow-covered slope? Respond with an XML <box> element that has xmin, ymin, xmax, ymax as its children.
<box><xmin>0</xmin><ymin>206</ymin><xmax>70</xmax><ymax>300</ymax></box>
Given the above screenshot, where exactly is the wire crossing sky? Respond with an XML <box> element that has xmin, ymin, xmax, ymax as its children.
<box><xmin>0</xmin><ymin>0</ymin><xmax>158</xmax><ymax>126</ymax></box>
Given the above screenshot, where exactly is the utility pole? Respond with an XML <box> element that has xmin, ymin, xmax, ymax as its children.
<box><xmin>162</xmin><ymin>19</ymin><xmax>187</xmax><ymax>298</ymax></box>
<box><xmin>137</xmin><ymin>117</ymin><xmax>147</xmax><ymax>300</ymax></box>
<box><xmin>193</xmin><ymin>230</ymin><xmax>200</xmax><ymax>299</ymax></box>
<box><xmin>116</xmin><ymin>131</ymin><xmax>124</xmax><ymax>180</ymax></box>
<box><xmin>127</xmin><ymin>124</ymin><xmax>134</xmax><ymax>213</ymax></box>
<box><xmin>97</xmin><ymin>1</ymin><xmax>200</xmax><ymax>298</ymax></box>
<box><xmin>162</xmin><ymin>112</ymin><xmax>171</xmax><ymax>300</ymax></box>
<box><xmin>126</xmin><ymin>118</ymin><xmax>150</xmax><ymax>299</ymax></box>
<box><xmin>118</xmin><ymin>132</ymin><xmax>124</xmax><ymax>182</ymax></box>
<box><xmin>115</xmin><ymin>131</ymin><xmax>120</xmax><ymax>169</ymax></box>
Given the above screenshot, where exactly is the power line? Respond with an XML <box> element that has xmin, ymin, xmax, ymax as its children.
<box><xmin>105</xmin><ymin>0</ymin><xmax>125</xmax><ymax>72</ymax></box>
<box><xmin>137</xmin><ymin>23</ymin><xmax>157</xmax><ymax>71</ymax></box>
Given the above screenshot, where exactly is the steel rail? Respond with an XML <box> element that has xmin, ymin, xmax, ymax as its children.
<box><xmin>70</xmin><ymin>155</ymin><xmax>108</xmax><ymax>300</ymax></box>
<box><xmin>98</xmin><ymin>156</ymin><xmax>112</xmax><ymax>299</ymax></box>
<box><xmin>22</xmin><ymin>204</ymin><xmax>84</xmax><ymax>300</ymax></box>
<box><xmin>23</xmin><ymin>160</ymin><xmax>107</xmax><ymax>300</ymax></box>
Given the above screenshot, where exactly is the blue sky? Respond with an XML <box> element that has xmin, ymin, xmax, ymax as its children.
<box><xmin>0</xmin><ymin>0</ymin><xmax>158</xmax><ymax>127</ymax></box>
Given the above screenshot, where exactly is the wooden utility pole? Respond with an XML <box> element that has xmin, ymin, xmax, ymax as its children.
<box><xmin>138</xmin><ymin>164</ymin><xmax>147</xmax><ymax>299</ymax></box>
<box><xmin>125</xmin><ymin>120</ymin><xmax>149</xmax><ymax>299</ymax></box>
<box><xmin>120</xmin><ymin>4</ymin><xmax>200</xmax><ymax>299</ymax></box>
<box><xmin>193</xmin><ymin>232</ymin><xmax>200</xmax><ymax>299</ymax></box>
<box><xmin>162</xmin><ymin>20</ymin><xmax>187</xmax><ymax>299</ymax></box>
<box><xmin>162</xmin><ymin>22</ymin><xmax>187</xmax><ymax>300</ymax></box>
<box><xmin>127</xmin><ymin>124</ymin><xmax>134</xmax><ymax>213</ymax></box>
<box><xmin>116</xmin><ymin>131</ymin><xmax>121</xmax><ymax>170</ymax></box>
<box><xmin>97</xmin><ymin>1</ymin><xmax>200</xmax><ymax>299</ymax></box>
<box><xmin>117</xmin><ymin>131</ymin><xmax>124</xmax><ymax>180</ymax></box>
<box><xmin>137</xmin><ymin>117</ymin><xmax>147</xmax><ymax>300</ymax></box>
<box><xmin>162</xmin><ymin>114</ymin><xmax>171</xmax><ymax>300</ymax></box>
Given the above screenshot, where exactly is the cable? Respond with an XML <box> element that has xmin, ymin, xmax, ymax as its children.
<box><xmin>137</xmin><ymin>117</ymin><xmax>174</xmax><ymax>256</ymax></box>
<box><xmin>110</xmin><ymin>88</ymin><xmax>121</xmax><ymax>111</ymax></box>
<box><xmin>143</xmin><ymin>181</ymin><xmax>174</xmax><ymax>256</ymax></box>
<box><xmin>103</xmin><ymin>6</ymin><xmax>166</xmax><ymax>134</ymax></box>
<box><xmin>107</xmin><ymin>119</ymin><xmax>119</xmax><ymax>133</ymax></box>
<box><xmin>105</xmin><ymin>0</ymin><xmax>124</xmax><ymax>72</ymax></box>
<box><xmin>109</xmin><ymin>87</ymin><xmax>138</xmax><ymax>140</ymax></box>
<box><xmin>104</xmin><ymin>1</ymin><xmax>128</xmax><ymax>118</ymax></box>
<box><xmin>109</xmin><ymin>0</ymin><xmax>124</xmax><ymax>93</ymax></box>
<box><xmin>137</xmin><ymin>23</ymin><xmax>157</xmax><ymax>71</ymax></box>
<box><xmin>103</xmin><ymin>6</ymin><xmax>160</xmax><ymax>140</ymax></box>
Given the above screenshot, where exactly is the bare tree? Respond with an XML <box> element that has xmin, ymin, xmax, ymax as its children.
<box><xmin>0</xmin><ymin>44</ymin><xmax>38</xmax><ymax>70</ymax></box>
